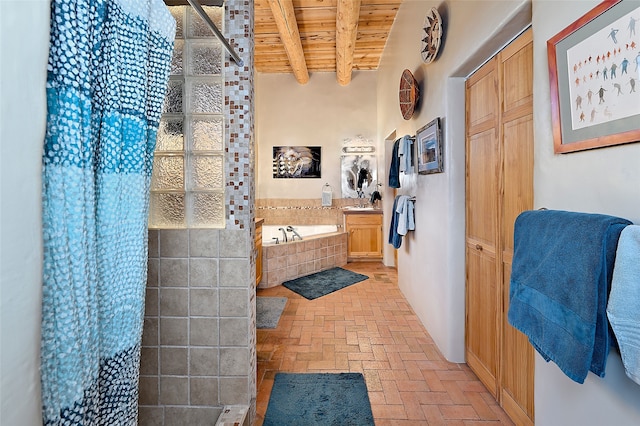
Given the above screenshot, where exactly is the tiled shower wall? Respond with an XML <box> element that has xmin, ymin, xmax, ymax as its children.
<box><xmin>140</xmin><ymin>1</ymin><xmax>255</xmax><ymax>425</ymax></box>
<box><xmin>141</xmin><ymin>229</ymin><xmax>251</xmax><ymax>423</ymax></box>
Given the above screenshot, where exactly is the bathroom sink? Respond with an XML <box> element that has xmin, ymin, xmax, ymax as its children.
<box><xmin>342</xmin><ymin>206</ymin><xmax>378</xmax><ymax>212</ymax></box>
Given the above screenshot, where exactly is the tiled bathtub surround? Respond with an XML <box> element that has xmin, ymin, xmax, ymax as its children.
<box><xmin>260</xmin><ymin>232</ymin><xmax>348</xmax><ymax>288</ymax></box>
<box><xmin>141</xmin><ymin>229</ymin><xmax>252</xmax><ymax>424</ymax></box>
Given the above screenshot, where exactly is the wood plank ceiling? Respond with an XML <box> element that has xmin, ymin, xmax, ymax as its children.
<box><xmin>254</xmin><ymin>0</ymin><xmax>403</xmax><ymax>85</ymax></box>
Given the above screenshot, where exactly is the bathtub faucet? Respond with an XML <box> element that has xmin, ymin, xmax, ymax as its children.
<box><xmin>278</xmin><ymin>227</ymin><xmax>288</xmax><ymax>243</ymax></box>
<box><xmin>286</xmin><ymin>225</ymin><xmax>303</xmax><ymax>241</ymax></box>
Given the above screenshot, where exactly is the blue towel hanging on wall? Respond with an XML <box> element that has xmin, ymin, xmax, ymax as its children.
<box><xmin>388</xmin><ymin>138</ymin><xmax>401</xmax><ymax>188</ymax></box>
<box><xmin>388</xmin><ymin>195</ymin><xmax>414</xmax><ymax>249</ymax></box>
<box><xmin>508</xmin><ymin>209</ymin><xmax>631</xmax><ymax>384</ymax></box>
<box><xmin>607</xmin><ymin>225</ymin><xmax>640</xmax><ymax>385</ymax></box>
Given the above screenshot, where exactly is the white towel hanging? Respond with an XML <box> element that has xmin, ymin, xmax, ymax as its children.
<box><xmin>322</xmin><ymin>183</ymin><xmax>332</xmax><ymax>207</ymax></box>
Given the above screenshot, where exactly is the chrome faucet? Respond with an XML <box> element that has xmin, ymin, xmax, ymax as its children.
<box><xmin>286</xmin><ymin>225</ymin><xmax>303</xmax><ymax>241</ymax></box>
<box><xmin>278</xmin><ymin>227</ymin><xmax>288</xmax><ymax>243</ymax></box>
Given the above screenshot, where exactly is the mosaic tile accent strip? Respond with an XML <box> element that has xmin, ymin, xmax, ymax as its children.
<box><xmin>256</xmin><ymin>198</ymin><xmax>363</xmax><ymax>226</ymax></box>
<box><xmin>224</xmin><ymin>1</ymin><xmax>256</xmax><ymax>423</ymax></box>
<box><xmin>224</xmin><ymin>0</ymin><xmax>254</xmax><ymax>232</ymax></box>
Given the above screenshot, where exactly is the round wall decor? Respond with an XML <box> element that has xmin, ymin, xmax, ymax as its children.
<box><xmin>421</xmin><ymin>7</ymin><xmax>442</xmax><ymax>64</ymax></box>
<box><xmin>399</xmin><ymin>69</ymin><xmax>419</xmax><ymax>120</ymax></box>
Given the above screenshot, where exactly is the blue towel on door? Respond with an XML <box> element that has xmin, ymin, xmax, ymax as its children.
<box><xmin>607</xmin><ymin>225</ymin><xmax>640</xmax><ymax>385</ymax></box>
<box><xmin>508</xmin><ymin>210</ymin><xmax>631</xmax><ymax>383</ymax></box>
<box><xmin>388</xmin><ymin>139</ymin><xmax>401</xmax><ymax>188</ymax></box>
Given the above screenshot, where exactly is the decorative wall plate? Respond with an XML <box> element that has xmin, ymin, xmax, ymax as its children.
<box><xmin>399</xmin><ymin>69</ymin><xmax>420</xmax><ymax>120</ymax></box>
<box><xmin>421</xmin><ymin>7</ymin><xmax>442</xmax><ymax>64</ymax></box>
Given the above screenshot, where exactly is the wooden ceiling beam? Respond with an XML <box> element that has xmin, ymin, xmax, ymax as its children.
<box><xmin>257</xmin><ymin>0</ymin><xmax>402</xmax><ymax>8</ymax></box>
<box><xmin>267</xmin><ymin>0</ymin><xmax>310</xmax><ymax>84</ymax></box>
<box><xmin>335</xmin><ymin>0</ymin><xmax>361</xmax><ymax>85</ymax></box>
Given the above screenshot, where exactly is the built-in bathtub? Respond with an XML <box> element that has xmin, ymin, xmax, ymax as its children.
<box><xmin>258</xmin><ymin>225</ymin><xmax>348</xmax><ymax>288</ymax></box>
<box><xmin>262</xmin><ymin>224</ymin><xmax>338</xmax><ymax>245</ymax></box>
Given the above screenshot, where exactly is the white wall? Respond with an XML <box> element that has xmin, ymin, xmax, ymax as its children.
<box><xmin>255</xmin><ymin>71</ymin><xmax>377</xmax><ymax>200</ymax></box>
<box><xmin>0</xmin><ymin>1</ymin><xmax>48</xmax><ymax>424</ymax></box>
<box><xmin>376</xmin><ymin>0</ymin><xmax>530</xmax><ymax>363</ymax></box>
<box><xmin>533</xmin><ymin>1</ymin><xmax>640</xmax><ymax>424</ymax></box>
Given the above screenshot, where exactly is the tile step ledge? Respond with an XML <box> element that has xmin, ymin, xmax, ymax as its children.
<box><xmin>215</xmin><ymin>405</ymin><xmax>249</xmax><ymax>426</ymax></box>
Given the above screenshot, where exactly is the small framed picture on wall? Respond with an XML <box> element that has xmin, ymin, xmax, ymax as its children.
<box><xmin>416</xmin><ymin>117</ymin><xmax>443</xmax><ymax>174</ymax></box>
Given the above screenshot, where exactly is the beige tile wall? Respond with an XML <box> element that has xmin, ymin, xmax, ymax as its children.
<box><xmin>259</xmin><ymin>232</ymin><xmax>348</xmax><ymax>288</ymax></box>
<box><xmin>256</xmin><ymin>198</ymin><xmax>360</xmax><ymax>226</ymax></box>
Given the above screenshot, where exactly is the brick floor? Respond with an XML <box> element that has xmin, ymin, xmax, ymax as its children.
<box><xmin>255</xmin><ymin>262</ymin><xmax>514</xmax><ymax>425</ymax></box>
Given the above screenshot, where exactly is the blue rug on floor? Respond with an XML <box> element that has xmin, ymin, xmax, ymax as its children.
<box><xmin>263</xmin><ymin>373</ymin><xmax>374</xmax><ymax>426</ymax></box>
<box><xmin>282</xmin><ymin>267</ymin><xmax>369</xmax><ymax>300</ymax></box>
<box><xmin>256</xmin><ymin>297</ymin><xmax>287</xmax><ymax>329</ymax></box>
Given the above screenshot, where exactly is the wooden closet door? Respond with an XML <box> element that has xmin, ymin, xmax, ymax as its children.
<box><xmin>500</xmin><ymin>29</ymin><xmax>534</xmax><ymax>425</ymax></box>
<box><xmin>465</xmin><ymin>28</ymin><xmax>534</xmax><ymax>425</ymax></box>
<box><xmin>465</xmin><ymin>56</ymin><xmax>500</xmax><ymax>397</ymax></box>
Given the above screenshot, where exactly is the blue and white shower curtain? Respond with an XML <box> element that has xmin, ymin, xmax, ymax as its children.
<box><xmin>41</xmin><ymin>1</ymin><xmax>174</xmax><ymax>424</ymax></box>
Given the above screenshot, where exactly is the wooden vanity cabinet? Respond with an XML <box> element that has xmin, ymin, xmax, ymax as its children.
<box><xmin>344</xmin><ymin>213</ymin><xmax>383</xmax><ymax>261</ymax></box>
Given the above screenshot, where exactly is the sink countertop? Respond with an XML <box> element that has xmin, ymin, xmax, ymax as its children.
<box><xmin>341</xmin><ymin>206</ymin><xmax>383</xmax><ymax>215</ymax></box>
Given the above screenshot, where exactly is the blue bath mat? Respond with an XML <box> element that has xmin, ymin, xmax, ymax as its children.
<box><xmin>282</xmin><ymin>267</ymin><xmax>369</xmax><ymax>300</ymax></box>
<box><xmin>256</xmin><ymin>297</ymin><xmax>287</xmax><ymax>329</ymax></box>
<box><xmin>263</xmin><ymin>373</ymin><xmax>374</xmax><ymax>426</ymax></box>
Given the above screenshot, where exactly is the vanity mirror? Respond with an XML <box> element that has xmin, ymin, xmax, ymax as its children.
<box><xmin>341</xmin><ymin>154</ymin><xmax>377</xmax><ymax>200</ymax></box>
<box><xmin>341</xmin><ymin>136</ymin><xmax>378</xmax><ymax>201</ymax></box>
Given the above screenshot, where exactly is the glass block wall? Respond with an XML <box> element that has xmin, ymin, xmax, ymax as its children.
<box><xmin>150</xmin><ymin>6</ymin><xmax>225</xmax><ymax>228</ymax></box>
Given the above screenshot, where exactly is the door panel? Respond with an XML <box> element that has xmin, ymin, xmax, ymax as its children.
<box><xmin>466</xmin><ymin>56</ymin><xmax>500</xmax><ymax>398</ymax></box>
<box><xmin>502</xmin><ymin>263</ymin><xmax>535</xmax><ymax>425</ymax></box>
<box><xmin>501</xmin><ymin>33</ymin><xmax>534</xmax><ymax>113</ymax></box>
<box><xmin>499</xmin><ymin>30</ymin><xmax>534</xmax><ymax>424</ymax></box>
<box><xmin>467</xmin><ymin>130</ymin><xmax>499</xmax><ymax>247</ymax></box>
<box><xmin>467</xmin><ymin>59</ymin><xmax>498</xmax><ymax>130</ymax></box>
<box><xmin>501</xmin><ymin>116</ymin><xmax>534</xmax><ymax>248</ymax></box>
<box><xmin>466</xmin><ymin>243</ymin><xmax>499</xmax><ymax>396</ymax></box>
<box><xmin>466</xmin><ymin>28</ymin><xmax>534</xmax><ymax>425</ymax></box>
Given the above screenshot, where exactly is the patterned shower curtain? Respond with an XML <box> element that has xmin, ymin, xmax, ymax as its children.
<box><xmin>41</xmin><ymin>1</ymin><xmax>174</xmax><ymax>424</ymax></box>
